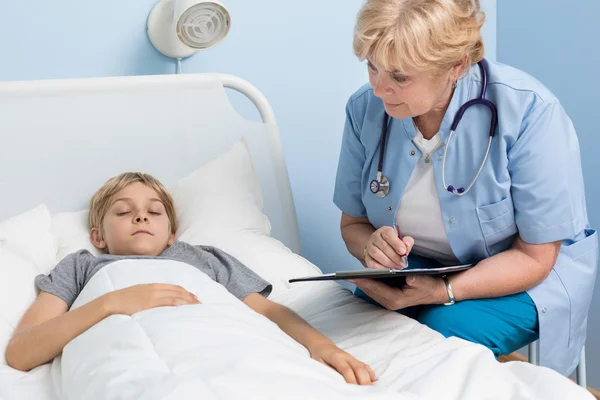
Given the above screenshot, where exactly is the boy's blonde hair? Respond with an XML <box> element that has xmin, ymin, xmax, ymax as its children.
<box><xmin>353</xmin><ymin>0</ymin><xmax>485</xmax><ymax>74</ymax></box>
<box><xmin>89</xmin><ymin>172</ymin><xmax>177</xmax><ymax>235</ymax></box>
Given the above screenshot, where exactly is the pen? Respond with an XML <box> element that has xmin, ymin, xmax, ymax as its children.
<box><xmin>392</xmin><ymin>222</ymin><xmax>409</xmax><ymax>268</ymax></box>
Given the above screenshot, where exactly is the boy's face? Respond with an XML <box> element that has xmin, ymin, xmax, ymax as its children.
<box><xmin>90</xmin><ymin>182</ymin><xmax>175</xmax><ymax>256</ymax></box>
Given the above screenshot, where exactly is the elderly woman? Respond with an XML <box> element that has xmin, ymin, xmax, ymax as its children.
<box><xmin>333</xmin><ymin>0</ymin><xmax>597</xmax><ymax>376</ymax></box>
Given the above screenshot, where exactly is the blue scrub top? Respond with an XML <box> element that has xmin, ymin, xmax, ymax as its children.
<box><xmin>333</xmin><ymin>59</ymin><xmax>598</xmax><ymax>376</ymax></box>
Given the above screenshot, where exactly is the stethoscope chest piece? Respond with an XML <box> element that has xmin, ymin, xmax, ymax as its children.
<box><xmin>370</xmin><ymin>174</ymin><xmax>390</xmax><ymax>198</ymax></box>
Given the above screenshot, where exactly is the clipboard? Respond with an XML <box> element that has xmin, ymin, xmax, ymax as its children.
<box><xmin>288</xmin><ymin>264</ymin><xmax>473</xmax><ymax>288</ymax></box>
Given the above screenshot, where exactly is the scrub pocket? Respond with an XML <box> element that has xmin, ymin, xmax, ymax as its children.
<box><xmin>554</xmin><ymin>228</ymin><xmax>598</xmax><ymax>346</ymax></box>
<box><xmin>476</xmin><ymin>197</ymin><xmax>518</xmax><ymax>257</ymax></box>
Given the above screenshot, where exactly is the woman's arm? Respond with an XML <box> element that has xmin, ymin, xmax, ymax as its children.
<box><xmin>449</xmin><ymin>235</ymin><xmax>561</xmax><ymax>301</ymax></box>
<box><xmin>340</xmin><ymin>214</ymin><xmax>375</xmax><ymax>263</ymax></box>
<box><xmin>351</xmin><ymin>234</ymin><xmax>561</xmax><ymax>310</ymax></box>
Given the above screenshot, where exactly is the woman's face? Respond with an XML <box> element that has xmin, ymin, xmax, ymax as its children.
<box><xmin>367</xmin><ymin>60</ymin><xmax>455</xmax><ymax>120</ymax></box>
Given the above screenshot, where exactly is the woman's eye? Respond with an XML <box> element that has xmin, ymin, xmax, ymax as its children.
<box><xmin>392</xmin><ymin>74</ymin><xmax>408</xmax><ymax>84</ymax></box>
<box><xmin>367</xmin><ymin>61</ymin><xmax>377</xmax><ymax>72</ymax></box>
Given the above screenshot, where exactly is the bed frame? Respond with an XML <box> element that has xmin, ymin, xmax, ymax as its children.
<box><xmin>0</xmin><ymin>73</ymin><xmax>301</xmax><ymax>255</ymax></box>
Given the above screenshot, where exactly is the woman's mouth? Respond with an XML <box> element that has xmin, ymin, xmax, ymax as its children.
<box><xmin>384</xmin><ymin>102</ymin><xmax>401</xmax><ymax>109</ymax></box>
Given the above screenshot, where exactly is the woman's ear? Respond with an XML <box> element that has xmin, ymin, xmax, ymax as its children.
<box><xmin>451</xmin><ymin>54</ymin><xmax>470</xmax><ymax>82</ymax></box>
<box><xmin>90</xmin><ymin>227</ymin><xmax>107</xmax><ymax>250</ymax></box>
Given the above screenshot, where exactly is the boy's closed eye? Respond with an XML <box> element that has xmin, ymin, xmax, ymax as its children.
<box><xmin>115</xmin><ymin>207</ymin><xmax>163</xmax><ymax>216</ymax></box>
<box><xmin>149</xmin><ymin>205</ymin><xmax>165</xmax><ymax>215</ymax></box>
<box><xmin>116</xmin><ymin>210</ymin><xmax>162</xmax><ymax>216</ymax></box>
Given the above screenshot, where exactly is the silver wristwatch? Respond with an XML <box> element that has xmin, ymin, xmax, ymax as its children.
<box><xmin>441</xmin><ymin>275</ymin><xmax>455</xmax><ymax>306</ymax></box>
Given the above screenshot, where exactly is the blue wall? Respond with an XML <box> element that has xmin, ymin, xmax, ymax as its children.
<box><xmin>0</xmin><ymin>0</ymin><xmax>369</xmax><ymax>271</ymax></box>
<box><xmin>0</xmin><ymin>0</ymin><xmax>495</xmax><ymax>276</ymax></box>
<box><xmin>498</xmin><ymin>0</ymin><xmax>600</xmax><ymax>388</ymax></box>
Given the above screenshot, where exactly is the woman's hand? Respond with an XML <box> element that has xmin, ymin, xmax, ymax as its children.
<box><xmin>309</xmin><ymin>343</ymin><xmax>376</xmax><ymax>385</ymax></box>
<box><xmin>350</xmin><ymin>275</ymin><xmax>449</xmax><ymax>310</ymax></box>
<box><xmin>364</xmin><ymin>226</ymin><xmax>414</xmax><ymax>269</ymax></box>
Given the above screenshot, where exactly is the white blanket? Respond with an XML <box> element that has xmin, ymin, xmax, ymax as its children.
<box><xmin>45</xmin><ymin>258</ymin><xmax>592</xmax><ymax>400</ymax></box>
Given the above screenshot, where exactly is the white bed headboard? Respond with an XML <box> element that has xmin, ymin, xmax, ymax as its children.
<box><xmin>0</xmin><ymin>73</ymin><xmax>301</xmax><ymax>255</ymax></box>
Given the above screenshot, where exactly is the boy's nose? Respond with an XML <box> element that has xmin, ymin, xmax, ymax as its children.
<box><xmin>135</xmin><ymin>216</ymin><xmax>148</xmax><ymax>223</ymax></box>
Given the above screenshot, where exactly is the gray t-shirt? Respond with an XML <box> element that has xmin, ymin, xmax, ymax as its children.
<box><xmin>35</xmin><ymin>241</ymin><xmax>272</xmax><ymax>308</ymax></box>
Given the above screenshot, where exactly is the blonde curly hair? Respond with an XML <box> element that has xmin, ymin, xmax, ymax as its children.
<box><xmin>353</xmin><ymin>0</ymin><xmax>485</xmax><ymax>74</ymax></box>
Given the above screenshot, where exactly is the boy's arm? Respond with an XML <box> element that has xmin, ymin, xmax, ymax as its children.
<box><xmin>5</xmin><ymin>284</ymin><xmax>200</xmax><ymax>372</ymax></box>
<box><xmin>243</xmin><ymin>293</ymin><xmax>376</xmax><ymax>385</ymax></box>
<box><xmin>4</xmin><ymin>291</ymin><xmax>111</xmax><ymax>372</ymax></box>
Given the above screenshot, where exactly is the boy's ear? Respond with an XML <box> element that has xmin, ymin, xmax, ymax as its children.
<box><xmin>167</xmin><ymin>232</ymin><xmax>176</xmax><ymax>246</ymax></box>
<box><xmin>90</xmin><ymin>227</ymin><xmax>107</xmax><ymax>250</ymax></box>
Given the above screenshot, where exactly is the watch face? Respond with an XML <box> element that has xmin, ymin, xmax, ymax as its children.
<box><xmin>370</xmin><ymin>180</ymin><xmax>379</xmax><ymax>193</ymax></box>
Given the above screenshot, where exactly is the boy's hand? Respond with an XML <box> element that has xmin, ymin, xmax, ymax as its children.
<box><xmin>103</xmin><ymin>284</ymin><xmax>200</xmax><ymax>316</ymax></box>
<box><xmin>243</xmin><ymin>294</ymin><xmax>376</xmax><ymax>385</ymax></box>
<box><xmin>309</xmin><ymin>343</ymin><xmax>376</xmax><ymax>385</ymax></box>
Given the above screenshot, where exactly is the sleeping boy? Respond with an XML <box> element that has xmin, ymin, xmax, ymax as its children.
<box><xmin>5</xmin><ymin>172</ymin><xmax>375</xmax><ymax>386</ymax></box>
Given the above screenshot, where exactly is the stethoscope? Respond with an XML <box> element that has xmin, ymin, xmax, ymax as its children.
<box><xmin>370</xmin><ymin>58</ymin><xmax>498</xmax><ymax>198</ymax></box>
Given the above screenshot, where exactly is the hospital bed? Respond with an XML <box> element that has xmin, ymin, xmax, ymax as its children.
<box><xmin>0</xmin><ymin>73</ymin><xmax>594</xmax><ymax>399</ymax></box>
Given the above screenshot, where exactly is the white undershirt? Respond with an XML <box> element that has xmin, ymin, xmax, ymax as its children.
<box><xmin>395</xmin><ymin>128</ymin><xmax>459</xmax><ymax>265</ymax></box>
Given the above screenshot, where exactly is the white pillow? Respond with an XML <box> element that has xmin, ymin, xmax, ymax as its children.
<box><xmin>49</xmin><ymin>210</ymin><xmax>101</xmax><ymax>270</ymax></box>
<box><xmin>0</xmin><ymin>205</ymin><xmax>57</xmax><ymax>365</ymax></box>
<box><xmin>181</xmin><ymin>229</ymin><xmax>321</xmax><ymax>298</ymax></box>
<box><xmin>50</xmin><ymin>138</ymin><xmax>271</xmax><ymax>261</ymax></box>
<box><xmin>0</xmin><ymin>204</ymin><xmax>56</xmax><ymax>273</ymax></box>
<box><xmin>0</xmin><ymin>248</ymin><xmax>41</xmax><ymax>365</ymax></box>
<box><xmin>170</xmin><ymin>138</ymin><xmax>271</xmax><ymax>240</ymax></box>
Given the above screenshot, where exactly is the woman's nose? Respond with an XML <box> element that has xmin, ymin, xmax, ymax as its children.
<box><xmin>372</xmin><ymin>73</ymin><xmax>393</xmax><ymax>98</ymax></box>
